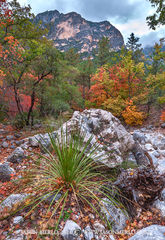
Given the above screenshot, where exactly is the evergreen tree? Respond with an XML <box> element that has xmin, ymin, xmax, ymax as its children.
<box><xmin>126</xmin><ymin>33</ymin><xmax>143</xmax><ymax>62</ymax></box>
<box><xmin>77</xmin><ymin>57</ymin><xmax>94</xmax><ymax>101</ymax></box>
<box><xmin>97</xmin><ymin>37</ymin><xmax>111</xmax><ymax>66</ymax></box>
<box><xmin>65</xmin><ymin>48</ymin><xmax>80</xmax><ymax>66</ymax></box>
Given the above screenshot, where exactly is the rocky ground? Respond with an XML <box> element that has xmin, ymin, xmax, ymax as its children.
<box><xmin>0</xmin><ymin>109</ymin><xmax>165</xmax><ymax>240</ymax></box>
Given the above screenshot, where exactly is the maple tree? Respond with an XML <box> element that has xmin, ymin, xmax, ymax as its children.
<box><xmin>88</xmin><ymin>52</ymin><xmax>146</xmax><ymax>122</ymax></box>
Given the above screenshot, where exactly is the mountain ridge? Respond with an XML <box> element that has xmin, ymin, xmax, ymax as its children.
<box><xmin>35</xmin><ymin>9</ymin><xmax>124</xmax><ymax>54</ymax></box>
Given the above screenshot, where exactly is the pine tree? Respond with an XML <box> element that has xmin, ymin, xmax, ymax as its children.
<box><xmin>97</xmin><ymin>37</ymin><xmax>111</xmax><ymax>66</ymax></box>
<box><xmin>126</xmin><ymin>33</ymin><xmax>143</xmax><ymax>63</ymax></box>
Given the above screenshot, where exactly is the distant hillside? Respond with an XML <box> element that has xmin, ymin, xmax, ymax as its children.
<box><xmin>143</xmin><ymin>45</ymin><xmax>165</xmax><ymax>58</ymax></box>
<box><xmin>35</xmin><ymin>10</ymin><xmax>124</xmax><ymax>54</ymax></box>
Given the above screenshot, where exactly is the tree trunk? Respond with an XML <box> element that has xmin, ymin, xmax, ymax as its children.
<box><xmin>13</xmin><ymin>85</ymin><xmax>24</xmax><ymax>117</ymax></box>
<box><xmin>26</xmin><ymin>89</ymin><xmax>35</xmax><ymax>126</ymax></box>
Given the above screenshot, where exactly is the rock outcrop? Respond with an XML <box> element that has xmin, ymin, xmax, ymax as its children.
<box><xmin>35</xmin><ymin>10</ymin><xmax>124</xmax><ymax>54</ymax></box>
<box><xmin>57</xmin><ymin>109</ymin><xmax>135</xmax><ymax>168</ymax></box>
<box><xmin>128</xmin><ymin>225</ymin><xmax>165</xmax><ymax>240</ymax></box>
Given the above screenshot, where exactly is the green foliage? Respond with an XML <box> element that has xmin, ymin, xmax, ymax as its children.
<box><xmin>62</xmin><ymin>208</ymin><xmax>73</xmax><ymax>222</ymax></box>
<box><xmin>96</xmin><ymin>37</ymin><xmax>111</xmax><ymax>66</ymax></box>
<box><xmin>146</xmin><ymin>0</ymin><xmax>165</xmax><ymax>30</ymax></box>
<box><xmin>126</xmin><ymin>33</ymin><xmax>143</xmax><ymax>63</ymax></box>
<box><xmin>18</xmin><ymin>128</ymin><xmax>122</xmax><ymax>229</ymax></box>
<box><xmin>12</xmin><ymin>112</ymin><xmax>27</xmax><ymax>129</ymax></box>
<box><xmin>65</xmin><ymin>48</ymin><xmax>80</xmax><ymax>66</ymax></box>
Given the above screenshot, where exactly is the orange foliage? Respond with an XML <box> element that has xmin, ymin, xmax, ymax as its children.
<box><xmin>161</xmin><ymin>110</ymin><xmax>165</xmax><ymax>122</ymax></box>
<box><xmin>122</xmin><ymin>100</ymin><xmax>144</xmax><ymax>126</ymax></box>
<box><xmin>89</xmin><ymin>63</ymin><xmax>144</xmax><ymax>108</ymax></box>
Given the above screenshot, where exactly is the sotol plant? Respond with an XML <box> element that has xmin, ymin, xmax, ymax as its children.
<box><xmin>9</xmin><ymin>127</ymin><xmax>124</xmax><ymax>232</ymax></box>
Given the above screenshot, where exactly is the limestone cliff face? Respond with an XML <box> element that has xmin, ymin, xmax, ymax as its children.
<box><xmin>35</xmin><ymin>10</ymin><xmax>124</xmax><ymax>53</ymax></box>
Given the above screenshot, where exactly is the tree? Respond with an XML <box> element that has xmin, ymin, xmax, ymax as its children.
<box><xmin>65</xmin><ymin>48</ymin><xmax>80</xmax><ymax>66</ymax></box>
<box><xmin>97</xmin><ymin>37</ymin><xmax>111</xmax><ymax>66</ymax></box>
<box><xmin>148</xmin><ymin>38</ymin><xmax>165</xmax><ymax>75</ymax></box>
<box><xmin>126</xmin><ymin>33</ymin><xmax>143</xmax><ymax>62</ymax></box>
<box><xmin>77</xmin><ymin>57</ymin><xmax>94</xmax><ymax>101</ymax></box>
<box><xmin>146</xmin><ymin>0</ymin><xmax>165</xmax><ymax>30</ymax></box>
<box><xmin>88</xmin><ymin>51</ymin><xmax>146</xmax><ymax>120</ymax></box>
<box><xmin>0</xmin><ymin>0</ymin><xmax>48</xmax><ymax>124</ymax></box>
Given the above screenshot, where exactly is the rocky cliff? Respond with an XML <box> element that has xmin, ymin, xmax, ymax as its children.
<box><xmin>35</xmin><ymin>10</ymin><xmax>124</xmax><ymax>54</ymax></box>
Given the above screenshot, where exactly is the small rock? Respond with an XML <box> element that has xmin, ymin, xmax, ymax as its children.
<box><xmin>147</xmin><ymin>125</ymin><xmax>154</xmax><ymax>130</ymax></box>
<box><xmin>20</xmin><ymin>142</ymin><xmax>29</xmax><ymax>150</ymax></box>
<box><xmin>61</xmin><ymin>220</ymin><xmax>81</xmax><ymax>240</ymax></box>
<box><xmin>145</xmin><ymin>144</ymin><xmax>154</xmax><ymax>151</ymax></box>
<box><xmin>101</xmin><ymin>198</ymin><xmax>129</xmax><ymax>231</ymax></box>
<box><xmin>159</xmin><ymin>150</ymin><xmax>165</xmax><ymax>157</ymax></box>
<box><xmin>141</xmin><ymin>128</ymin><xmax>147</xmax><ymax>132</ymax></box>
<box><xmin>153</xmin><ymin>199</ymin><xmax>165</xmax><ymax>217</ymax></box>
<box><xmin>0</xmin><ymin>194</ymin><xmax>28</xmax><ymax>211</ymax></box>
<box><xmin>0</xmin><ymin>162</ymin><xmax>15</xmax><ymax>182</ymax></box>
<box><xmin>14</xmin><ymin>133</ymin><xmax>21</xmax><ymax>138</ymax></box>
<box><xmin>93</xmin><ymin>222</ymin><xmax>105</xmax><ymax>240</ymax></box>
<box><xmin>13</xmin><ymin>216</ymin><xmax>24</xmax><ymax>225</ymax></box>
<box><xmin>6</xmin><ymin>135</ymin><xmax>14</xmax><ymax>141</ymax></box>
<box><xmin>156</xmin><ymin>160</ymin><xmax>165</xmax><ymax>174</ymax></box>
<box><xmin>159</xmin><ymin>138</ymin><xmax>165</xmax><ymax>150</ymax></box>
<box><xmin>128</xmin><ymin>225</ymin><xmax>165</xmax><ymax>240</ymax></box>
<box><xmin>10</xmin><ymin>145</ymin><xmax>15</xmax><ymax>149</ymax></box>
<box><xmin>15</xmin><ymin>140</ymin><xmax>24</xmax><ymax>146</ymax></box>
<box><xmin>83</xmin><ymin>225</ymin><xmax>94</xmax><ymax>240</ymax></box>
<box><xmin>161</xmin><ymin>188</ymin><xmax>165</xmax><ymax>201</ymax></box>
<box><xmin>29</xmin><ymin>134</ymin><xmax>40</xmax><ymax>147</ymax></box>
<box><xmin>39</xmin><ymin>133</ymin><xmax>53</xmax><ymax>153</ymax></box>
<box><xmin>161</xmin><ymin>123</ymin><xmax>165</xmax><ymax>129</ymax></box>
<box><xmin>127</xmin><ymin>152</ymin><xmax>137</xmax><ymax>164</ymax></box>
<box><xmin>151</xmin><ymin>150</ymin><xmax>160</xmax><ymax>158</ymax></box>
<box><xmin>2</xmin><ymin>141</ymin><xmax>9</xmax><ymax>148</ymax></box>
<box><xmin>133</xmin><ymin>131</ymin><xmax>145</xmax><ymax>143</ymax></box>
<box><xmin>0</xmin><ymin>129</ymin><xmax>5</xmax><ymax>134</ymax></box>
<box><xmin>42</xmin><ymin>193</ymin><xmax>62</xmax><ymax>204</ymax></box>
<box><xmin>6</xmin><ymin>229</ymin><xmax>23</xmax><ymax>240</ymax></box>
<box><xmin>0</xmin><ymin>135</ymin><xmax>4</xmax><ymax>139</ymax></box>
<box><xmin>7</xmin><ymin>147</ymin><xmax>25</xmax><ymax>163</ymax></box>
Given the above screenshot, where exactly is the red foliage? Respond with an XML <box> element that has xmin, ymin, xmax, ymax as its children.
<box><xmin>161</xmin><ymin>110</ymin><xmax>165</xmax><ymax>122</ymax></box>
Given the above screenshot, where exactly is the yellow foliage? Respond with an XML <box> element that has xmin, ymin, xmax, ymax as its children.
<box><xmin>103</xmin><ymin>96</ymin><xmax>126</xmax><ymax>117</ymax></box>
<box><xmin>122</xmin><ymin>101</ymin><xmax>144</xmax><ymax>126</ymax></box>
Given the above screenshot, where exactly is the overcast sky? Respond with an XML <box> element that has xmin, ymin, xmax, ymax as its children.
<box><xmin>17</xmin><ymin>0</ymin><xmax>164</xmax><ymax>47</ymax></box>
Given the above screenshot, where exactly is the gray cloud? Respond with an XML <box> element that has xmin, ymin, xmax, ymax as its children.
<box><xmin>18</xmin><ymin>0</ymin><xmax>164</xmax><ymax>48</ymax></box>
<box><xmin>77</xmin><ymin>0</ymin><xmax>147</xmax><ymax>22</ymax></box>
<box><xmin>140</xmin><ymin>29</ymin><xmax>165</xmax><ymax>47</ymax></box>
<box><xmin>22</xmin><ymin>0</ymin><xmax>150</xmax><ymax>23</ymax></box>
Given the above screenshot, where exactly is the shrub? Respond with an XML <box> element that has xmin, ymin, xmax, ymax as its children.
<box><xmin>15</xmin><ymin>128</ymin><xmax>123</xmax><ymax>230</ymax></box>
<box><xmin>122</xmin><ymin>101</ymin><xmax>144</xmax><ymax>126</ymax></box>
<box><xmin>12</xmin><ymin>113</ymin><xmax>27</xmax><ymax>129</ymax></box>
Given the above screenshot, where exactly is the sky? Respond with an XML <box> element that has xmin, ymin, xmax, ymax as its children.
<box><xmin>17</xmin><ymin>0</ymin><xmax>165</xmax><ymax>47</ymax></box>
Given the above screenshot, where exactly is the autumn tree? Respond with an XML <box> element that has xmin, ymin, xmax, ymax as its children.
<box><xmin>0</xmin><ymin>0</ymin><xmax>47</xmax><ymax>124</ymax></box>
<box><xmin>88</xmin><ymin>51</ymin><xmax>146</xmax><ymax>123</ymax></box>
